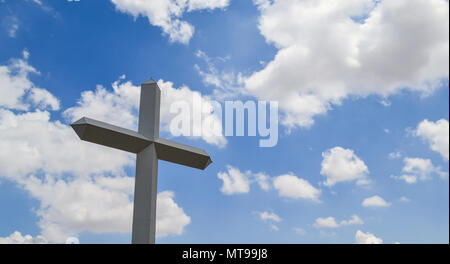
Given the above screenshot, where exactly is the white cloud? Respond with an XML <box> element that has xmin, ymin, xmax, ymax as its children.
<box><xmin>187</xmin><ymin>0</ymin><xmax>229</xmax><ymax>11</ymax></box>
<box><xmin>0</xmin><ymin>51</ymin><xmax>59</xmax><ymax>111</ymax></box>
<box><xmin>22</xmin><ymin>175</ymin><xmax>134</xmax><ymax>242</ymax></box>
<box><xmin>246</xmin><ymin>0</ymin><xmax>449</xmax><ymax>128</ymax></box>
<box><xmin>415</xmin><ymin>119</ymin><xmax>449</xmax><ymax>160</ymax></box>
<box><xmin>156</xmin><ymin>191</ymin><xmax>191</xmax><ymax>238</ymax></box>
<box><xmin>0</xmin><ymin>108</ymin><xmax>191</xmax><ymax>243</ymax></box>
<box><xmin>0</xmin><ymin>56</ymin><xmax>193</xmax><ymax>243</ymax></box>
<box><xmin>64</xmin><ymin>79</ymin><xmax>140</xmax><ymax>130</ymax></box>
<box><xmin>392</xmin><ymin>174</ymin><xmax>418</xmax><ymax>184</ymax></box>
<box><xmin>380</xmin><ymin>100</ymin><xmax>391</xmax><ymax>107</ymax></box>
<box><xmin>217</xmin><ymin>166</ymin><xmax>272</xmax><ymax>195</ymax></box>
<box><xmin>388</xmin><ymin>151</ymin><xmax>402</xmax><ymax>159</ymax></box>
<box><xmin>362</xmin><ymin>195</ymin><xmax>391</xmax><ymax>208</ymax></box>
<box><xmin>29</xmin><ymin>88</ymin><xmax>60</xmax><ymax>111</ymax></box>
<box><xmin>0</xmin><ymin>53</ymin><xmax>42</xmax><ymax>110</ymax></box>
<box><xmin>314</xmin><ymin>215</ymin><xmax>363</xmax><ymax>228</ymax></box>
<box><xmin>217</xmin><ymin>165</ymin><xmax>251</xmax><ymax>195</ymax></box>
<box><xmin>0</xmin><ymin>231</ymin><xmax>47</xmax><ymax>244</ymax></box>
<box><xmin>110</xmin><ymin>0</ymin><xmax>229</xmax><ymax>44</ymax></box>
<box><xmin>32</xmin><ymin>0</ymin><xmax>43</xmax><ymax>5</ymax></box>
<box><xmin>355</xmin><ymin>230</ymin><xmax>383</xmax><ymax>244</ymax></box>
<box><xmin>320</xmin><ymin>147</ymin><xmax>370</xmax><ymax>186</ymax></box>
<box><xmin>22</xmin><ymin>175</ymin><xmax>190</xmax><ymax>242</ymax></box>
<box><xmin>22</xmin><ymin>49</ymin><xmax>30</xmax><ymax>59</ymax></box>
<box><xmin>257</xmin><ymin>211</ymin><xmax>282</xmax><ymax>223</ymax></box>
<box><xmin>399</xmin><ymin>196</ymin><xmax>411</xmax><ymax>203</ymax></box>
<box><xmin>313</xmin><ymin>217</ymin><xmax>339</xmax><ymax>228</ymax></box>
<box><xmin>158</xmin><ymin>79</ymin><xmax>227</xmax><ymax>147</ymax></box>
<box><xmin>402</xmin><ymin>158</ymin><xmax>438</xmax><ymax>180</ymax></box>
<box><xmin>2</xmin><ymin>16</ymin><xmax>19</xmax><ymax>38</ymax></box>
<box><xmin>194</xmin><ymin>50</ymin><xmax>245</xmax><ymax>100</ymax></box>
<box><xmin>8</xmin><ymin>23</ymin><xmax>19</xmax><ymax>38</ymax></box>
<box><xmin>254</xmin><ymin>211</ymin><xmax>282</xmax><ymax>231</ymax></box>
<box><xmin>217</xmin><ymin>167</ymin><xmax>320</xmax><ymax>201</ymax></box>
<box><xmin>64</xmin><ymin>76</ymin><xmax>226</xmax><ymax>147</ymax></box>
<box><xmin>253</xmin><ymin>172</ymin><xmax>271</xmax><ymax>191</ymax></box>
<box><xmin>0</xmin><ymin>109</ymin><xmax>133</xmax><ymax>179</ymax></box>
<box><xmin>392</xmin><ymin>157</ymin><xmax>447</xmax><ymax>184</ymax></box>
<box><xmin>273</xmin><ymin>174</ymin><xmax>321</xmax><ymax>201</ymax></box>
<box><xmin>340</xmin><ymin>215</ymin><xmax>364</xmax><ymax>226</ymax></box>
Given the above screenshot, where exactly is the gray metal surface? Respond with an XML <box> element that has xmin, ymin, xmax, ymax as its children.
<box><xmin>155</xmin><ymin>138</ymin><xmax>212</xmax><ymax>170</ymax></box>
<box><xmin>71</xmin><ymin>117</ymin><xmax>152</xmax><ymax>153</ymax></box>
<box><xmin>71</xmin><ymin>78</ymin><xmax>212</xmax><ymax>244</ymax></box>
<box><xmin>132</xmin><ymin>144</ymin><xmax>158</xmax><ymax>244</ymax></box>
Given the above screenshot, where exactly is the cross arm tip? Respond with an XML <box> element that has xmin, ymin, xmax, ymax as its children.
<box><xmin>71</xmin><ymin>117</ymin><xmax>87</xmax><ymax>126</ymax></box>
<box><xmin>204</xmin><ymin>157</ymin><xmax>213</xmax><ymax>170</ymax></box>
<box><xmin>154</xmin><ymin>139</ymin><xmax>213</xmax><ymax>170</ymax></box>
<box><xmin>70</xmin><ymin>117</ymin><xmax>89</xmax><ymax>139</ymax></box>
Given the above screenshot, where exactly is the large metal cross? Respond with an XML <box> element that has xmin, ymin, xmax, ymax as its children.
<box><xmin>71</xmin><ymin>78</ymin><xmax>212</xmax><ymax>244</ymax></box>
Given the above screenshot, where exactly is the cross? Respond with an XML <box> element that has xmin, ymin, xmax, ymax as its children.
<box><xmin>71</xmin><ymin>78</ymin><xmax>212</xmax><ymax>244</ymax></box>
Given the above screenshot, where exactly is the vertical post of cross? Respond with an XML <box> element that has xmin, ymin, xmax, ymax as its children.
<box><xmin>132</xmin><ymin>78</ymin><xmax>161</xmax><ymax>244</ymax></box>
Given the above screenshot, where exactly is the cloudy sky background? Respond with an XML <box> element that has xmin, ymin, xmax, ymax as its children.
<box><xmin>0</xmin><ymin>0</ymin><xmax>448</xmax><ymax>244</ymax></box>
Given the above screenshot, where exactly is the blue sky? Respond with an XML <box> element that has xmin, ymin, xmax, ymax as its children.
<box><xmin>0</xmin><ymin>0</ymin><xmax>448</xmax><ymax>244</ymax></box>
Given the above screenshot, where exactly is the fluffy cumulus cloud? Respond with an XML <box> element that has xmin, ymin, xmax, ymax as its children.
<box><xmin>155</xmin><ymin>191</ymin><xmax>191</xmax><ymax>238</ymax></box>
<box><xmin>0</xmin><ymin>53</ymin><xmax>193</xmax><ymax>243</ymax></box>
<box><xmin>257</xmin><ymin>211</ymin><xmax>282</xmax><ymax>223</ymax></box>
<box><xmin>110</xmin><ymin>0</ymin><xmax>229</xmax><ymax>44</ymax></box>
<box><xmin>0</xmin><ymin>111</ymin><xmax>189</xmax><ymax>243</ymax></box>
<box><xmin>415</xmin><ymin>119</ymin><xmax>449</xmax><ymax>161</ymax></box>
<box><xmin>187</xmin><ymin>0</ymin><xmax>229</xmax><ymax>11</ymax></box>
<box><xmin>253</xmin><ymin>172</ymin><xmax>271</xmax><ymax>191</ymax></box>
<box><xmin>0</xmin><ymin>231</ymin><xmax>47</xmax><ymax>244</ymax></box>
<box><xmin>313</xmin><ymin>217</ymin><xmax>339</xmax><ymax>228</ymax></box>
<box><xmin>340</xmin><ymin>215</ymin><xmax>364</xmax><ymax>226</ymax></box>
<box><xmin>0</xmin><ymin>109</ymin><xmax>134</xmax><ymax>180</ymax></box>
<box><xmin>255</xmin><ymin>211</ymin><xmax>282</xmax><ymax>231</ymax></box>
<box><xmin>314</xmin><ymin>215</ymin><xmax>363</xmax><ymax>228</ymax></box>
<box><xmin>246</xmin><ymin>0</ymin><xmax>449</xmax><ymax>128</ymax></box>
<box><xmin>402</xmin><ymin>157</ymin><xmax>446</xmax><ymax>180</ymax></box>
<box><xmin>6</xmin><ymin>175</ymin><xmax>190</xmax><ymax>242</ymax></box>
<box><xmin>392</xmin><ymin>157</ymin><xmax>447</xmax><ymax>184</ymax></box>
<box><xmin>64</xmin><ymin>76</ymin><xmax>140</xmax><ymax>130</ymax></box>
<box><xmin>273</xmin><ymin>174</ymin><xmax>321</xmax><ymax>201</ymax></box>
<box><xmin>158</xmin><ymin>79</ymin><xmax>227</xmax><ymax>147</ymax></box>
<box><xmin>217</xmin><ymin>166</ymin><xmax>271</xmax><ymax>195</ymax></box>
<box><xmin>355</xmin><ymin>230</ymin><xmax>383</xmax><ymax>244</ymax></box>
<box><xmin>0</xmin><ymin>52</ymin><xmax>59</xmax><ymax>111</ymax></box>
<box><xmin>362</xmin><ymin>195</ymin><xmax>391</xmax><ymax>208</ymax></box>
<box><xmin>64</xmin><ymin>76</ymin><xmax>226</xmax><ymax>147</ymax></box>
<box><xmin>21</xmin><ymin>175</ymin><xmax>134</xmax><ymax>242</ymax></box>
<box><xmin>217</xmin><ymin>165</ymin><xmax>251</xmax><ymax>195</ymax></box>
<box><xmin>217</xmin><ymin>166</ymin><xmax>319</xmax><ymax>201</ymax></box>
<box><xmin>320</xmin><ymin>147</ymin><xmax>370</xmax><ymax>186</ymax></box>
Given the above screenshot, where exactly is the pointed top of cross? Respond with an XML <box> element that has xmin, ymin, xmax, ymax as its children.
<box><xmin>142</xmin><ymin>77</ymin><xmax>157</xmax><ymax>85</ymax></box>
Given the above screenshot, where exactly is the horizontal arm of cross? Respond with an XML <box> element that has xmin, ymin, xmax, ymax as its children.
<box><xmin>155</xmin><ymin>138</ymin><xmax>212</xmax><ymax>170</ymax></box>
<box><xmin>71</xmin><ymin>117</ymin><xmax>212</xmax><ymax>170</ymax></box>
